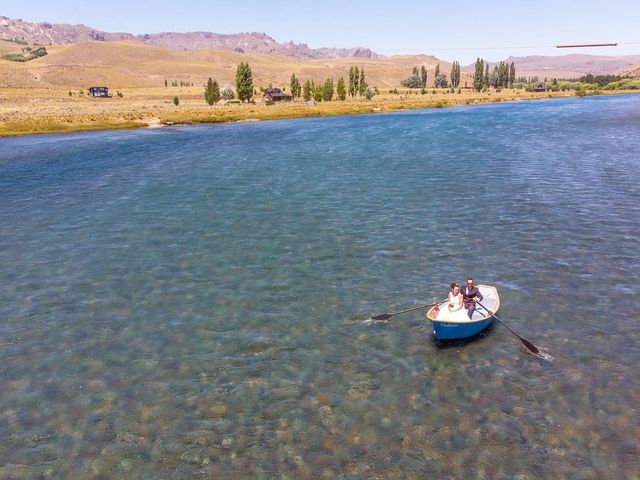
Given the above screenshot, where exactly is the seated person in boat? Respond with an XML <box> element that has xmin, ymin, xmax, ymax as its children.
<box><xmin>461</xmin><ymin>277</ymin><xmax>483</xmax><ymax>319</ymax></box>
<box><xmin>434</xmin><ymin>283</ymin><xmax>469</xmax><ymax>321</ymax></box>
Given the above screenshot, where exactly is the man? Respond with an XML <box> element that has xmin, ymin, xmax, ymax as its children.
<box><xmin>461</xmin><ymin>277</ymin><xmax>483</xmax><ymax>319</ymax></box>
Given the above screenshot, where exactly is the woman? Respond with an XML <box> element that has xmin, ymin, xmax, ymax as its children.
<box><xmin>435</xmin><ymin>283</ymin><xmax>469</xmax><ymax>321</ymax></box>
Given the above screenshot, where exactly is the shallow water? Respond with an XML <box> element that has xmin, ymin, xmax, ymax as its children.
<box><xmin>1</xmin><ymin>95</ymin><xmax>639</xmax><ymax>479</ymax></box>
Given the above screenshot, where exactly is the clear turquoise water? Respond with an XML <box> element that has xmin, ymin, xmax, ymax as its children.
<box><xmin>1</xmin><ymin>95</ymin><xmax>639</xmax><ymax>479</ymax></box>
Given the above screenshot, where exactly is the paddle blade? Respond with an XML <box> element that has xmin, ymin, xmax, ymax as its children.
<box><xmin>371</xmin><ymin>313</ymin><xmax>392</xmax><ymax>321</ymax></box>
<box><xmin>520</xmin><ymin>337</ymin><xmax>540</xmax><ymax>355</ymax></box>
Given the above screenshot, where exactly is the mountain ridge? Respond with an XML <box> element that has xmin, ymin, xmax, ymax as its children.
<box><xmin>0</xmin><ymin>16</ymin><xmax>380</xmax><ymax>59</ymax></box>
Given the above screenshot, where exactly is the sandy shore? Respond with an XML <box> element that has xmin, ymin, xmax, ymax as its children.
<box><xmin>1</xmin><ymin>87</ymin><xmax>637</xmax><ymax>137</ymax></box>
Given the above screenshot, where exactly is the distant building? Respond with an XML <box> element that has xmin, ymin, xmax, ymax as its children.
<box><xmin>88</xmin><ymin>86</ymin><xmax>110</xmax><ymax>98</ymax></box>
<box><xmin>533</xmin><ymin>82</ymin><xmax>547</xmax><ymax>92</ymax></box>
<box><xmin>263</xmin><ymin>87</ymin><xmax>292</xmax><ymax>102</ymax></box>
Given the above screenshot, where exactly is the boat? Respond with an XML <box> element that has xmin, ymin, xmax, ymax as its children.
<box><xmin>426</xmin><ymin>285</ymin><xmax>500</xmax><ymax>340</ymax></box>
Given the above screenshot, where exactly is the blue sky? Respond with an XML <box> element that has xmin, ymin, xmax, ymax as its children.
<box><xmin>2</xmin><ymin>0</ymin><xmax>639</xmax><ymax>63</ymax></box>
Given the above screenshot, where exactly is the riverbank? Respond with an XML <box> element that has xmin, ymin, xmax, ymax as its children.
<box><xmin>1</xmin><ymin>87</ymin><xmax>638</xmax><ymax>137</ymax></box>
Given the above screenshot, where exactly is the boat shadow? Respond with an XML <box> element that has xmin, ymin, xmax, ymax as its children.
<box><xmin>432</xmin><ymin>321</ymin><xmax>496</xmax><ymax>349</ymax></box>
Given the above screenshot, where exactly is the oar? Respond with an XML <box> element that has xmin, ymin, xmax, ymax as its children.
<box><xmin>476</xmin><ymin>300</ymin><xmax>540</xmax><ymax>355</ymax></box>
<box><xmin>370</xmin><ymin>301</ymin><xmax>440</xmax><ymax>322</ymax></box>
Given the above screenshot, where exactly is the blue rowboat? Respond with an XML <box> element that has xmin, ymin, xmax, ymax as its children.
<box><xmin>426</xmin><ymin>285</ymin><xmax>500</xmax><ymax>340</ymax></box>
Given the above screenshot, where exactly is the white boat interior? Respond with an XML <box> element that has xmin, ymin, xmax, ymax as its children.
<box><xmin>427</xmin><ymin>285</ymin><xmax>500</xmax><ymax>323</ymax></box>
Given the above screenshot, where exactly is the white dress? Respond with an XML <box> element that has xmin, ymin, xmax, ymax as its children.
<box><xmin>435</xmin><ymin>292</ymin><xmax>470</xmax><ymax>322</ymax></box>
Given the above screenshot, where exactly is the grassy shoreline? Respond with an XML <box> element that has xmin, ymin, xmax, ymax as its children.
<box><xmin>1</xmin><ymin>88</ymin><xmax>638</xmax><ymax>138</ymax></box>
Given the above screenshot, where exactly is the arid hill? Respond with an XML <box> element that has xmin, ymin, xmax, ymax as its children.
<box><xmin>0</xmin><ymin>16</ymin><xmax>378</xmax><ymax>59</ymax></box>
<box><xmin>489</xmin><ymin>54</ymin><xmax>640</xmax><ymax>79</ymax></box>
<box><xmin>0</xmin><ymin>40</ymin><xmax>459</xmax><ymax>89</ymax></box>
<box><xmin>620</xmin><ymin>66</ymin><xmax>640</xmax><ymax>79</ymax></box>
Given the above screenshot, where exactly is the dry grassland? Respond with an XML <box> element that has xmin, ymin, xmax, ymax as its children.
<box><xmin>1</xmin><ymin>86</ymin><xmax>638</xmax><ymax>137</ymax></box>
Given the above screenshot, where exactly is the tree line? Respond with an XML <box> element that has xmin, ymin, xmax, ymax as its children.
<box><xmin>401</xmin><ymin>62</ymin><xmax>461</xmax><ymax>89</ymax></box>
<box><xmin>474</xmin><ymin>58</ymin><xmax>516</xmax><ymax>91</ymax></box>
<box><xmin>202</xmin><ymin>63</ymin><xmax>375</xmax><ymax>105</ymax></box>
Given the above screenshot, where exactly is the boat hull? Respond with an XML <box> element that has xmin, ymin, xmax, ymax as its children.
<box><xmin>432</xmin><ymin>317</ymin><xmax>493</xmax><ymax>340</ymax></box>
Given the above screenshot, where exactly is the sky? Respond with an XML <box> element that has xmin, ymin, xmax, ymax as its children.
<box><xmin>2</xmin><ymin>0</ymin><xmax>639</xmax><ymax>64</ymax></box>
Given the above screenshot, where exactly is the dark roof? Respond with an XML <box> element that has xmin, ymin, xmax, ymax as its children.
<box><xmin>264</xmin><ymin>87</ymin><xmax>291</xmax><ymax>98</ymax></box>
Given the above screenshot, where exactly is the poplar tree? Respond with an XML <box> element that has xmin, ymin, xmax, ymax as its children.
<box><xmin>434</xmin><ymin>63</ymin><xmax>440</xmax><ymax>87</ymax></box>
<box><xmin>348</xmin><ymin>66</ymin><xmax>355</xmax><ymax>98</ymax></box>
<box><xmin>510</xmin><ymin>61</ymin><xmax>516</xmax><ymax>86</ymax></box>
<box><xmin>303</xmin><ymin>79</ymin><xmax>312</xmax><ymax>101</ymax></box>
<box><xmin>450</xmin><ymin>61</ymin><xmax>461</xmax><ymax>88</ymax></box>
<box><xmin>484</xmin><ymin>63</ymin><xmax>490</xmax><ymax>88</ymax></box>
<box><xmin>473</xmin><ymin>58</ymin><xmax>484</xmax><ymax>92</ymax></box>
<box><xmin>290</xmin><ymin>74</ymin><xmax>301</xmax><ymax>99</ymax></box>
<box><xmin>336</xmin><ymin>77</ymin><xmax>346</xmax><ymax>100</ymax></box>
<box><xmin>235</xmin><ymin>62</ymin><xmax>254</xmax><ymax>102</ymax></box>
<box><xmin>322</xmin><ymin>78</ymin><xmax>334</xmax><ymax>101</ymax></box>
<box><xmin>358</xmin><ymin>68</ymin><xmax>367</xmax><ymax>97</ymax></box>
<box><xmin>420</xmin><ymin>65</ymin><xmax>427</xmax><ymax>88</ymax></box>
<box><xmin>204</xmin><ymin>78</ymin><xmax>220</xmax><ymax>105</ymax></box>
<box><xmin>313</xmin><ymin>81</ymin><xmax>323</xmax><ymax>102</ymax></box>
<box><xmin>353</xmin><ymin>66</ymin><xmax>360</xmax><ymax>98</ymax></box>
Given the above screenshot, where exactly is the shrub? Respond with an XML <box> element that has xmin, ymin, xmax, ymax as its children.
<box><xmin>432</xmin><ymin>89</ymin><xmax>436</xmax><ymax>94</ymax></box>
<box><xmin>457</xmin><ymin>88</ymin><xmax>461</xmax><ymax>94</ymax></box>
<box><xmin>173</xmin><ymin>96</ymin><xmax>179</xmax><ymax>106</ymax></box>
<box><xmin>68</xmin><ymin>91</ymin><xmax>72</xmax><ymax>97</ymax></box>
<box><xmin>525</xmin><ymin>85</ymin><xmax>533</xmax><ymax>92</ymax></box>
<box><xmin>401</xmin><ymin>74</ymin><xmax>422</xmax><ymax>88</ymax></box>
<box><xmin>221</xmin><ymin>84</ymin><xmax>235</xmax><ymax>100</ymax></box>
<box><xmin>365</xmin><ymin>86</ymin><xmax>375</xmax><ymax>100</ymax></box>
<box><xmin>1</xmin><ymin>46</ymin><xmax>48</xmax><ymax>62</ymax></box>
<box><xmin>603</xmin><ymin>79</ymin><xmax>640</xmax><ymax>90</ymax></box>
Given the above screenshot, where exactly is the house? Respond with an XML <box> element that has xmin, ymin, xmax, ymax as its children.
<box><xmin>532</xmin><ymin>82</ymin><xmax>547</xmax><ymax>92</ymax></box>
<box><xmin>263</xmin><ymin>87</ymin><xmax>292</xmax><ymax>102</ymax></box>
<box><xmin>88</xmin><ymin>86</ymin><xmax>111</xmax><ymax>98</ymax></box>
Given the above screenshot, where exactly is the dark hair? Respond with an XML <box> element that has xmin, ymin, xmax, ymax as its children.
<box><xmin>467</xmin><ymin>277</ymin><xmax>474</xmax><ymax>281</ymax></box>
<box><xmin>450</xmin><ymin>282</ymin><xmax>459</xmax><ymax>289</ymax></box>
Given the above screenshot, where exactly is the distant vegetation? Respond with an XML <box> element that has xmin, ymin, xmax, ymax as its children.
<box><xmin>166</xmin><ymin>80</ymin><xmax>195</xmax><ymax>87</ymax></box>
<box><xmin>1</xmin><ymin>37</ymin><xmax>28</xmax><ymax>45</ymax></box>
<box><xmin>2</xmin><ymin>46</ymin><xmax>47</xmax><ymax>62</ymax></box>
